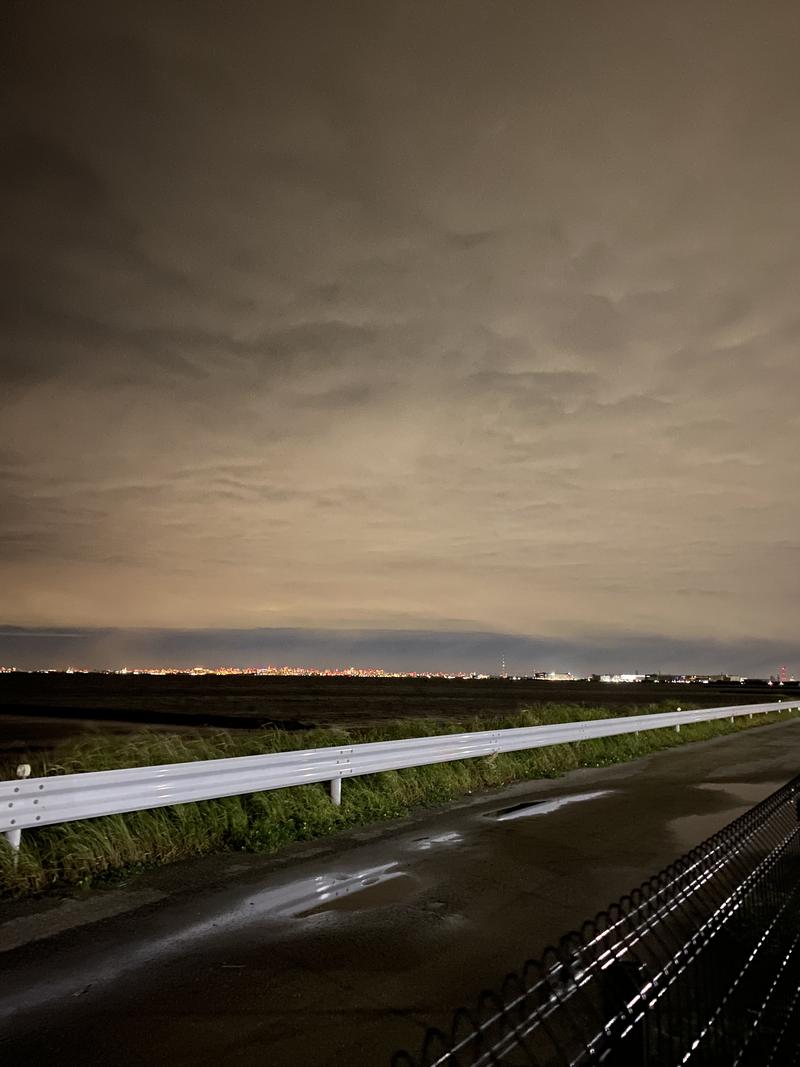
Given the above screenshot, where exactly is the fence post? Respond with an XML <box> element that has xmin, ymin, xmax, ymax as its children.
<box><xmin>598</xmin><ymin>956</ymin><xmax>649</xmax><ymax>1067</ymax></box>
<box><xmin>329</xmin><ymin>777</ymin><xmax>342</xmax><ymax>806</ymax></box>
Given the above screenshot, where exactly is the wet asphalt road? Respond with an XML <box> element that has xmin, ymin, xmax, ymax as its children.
<box><xmin>1</xmin><ymin>719</ymin><xmax>799</xmax><ymax>1066</ymax></box>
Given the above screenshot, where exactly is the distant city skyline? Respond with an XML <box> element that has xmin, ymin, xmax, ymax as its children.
<box><xmin>3</xmin><ymin>664</ymin><xmax>796</xmax><ymax>685</ymax></box>
<box><xmin>0</xmin><ymin>626</ymin><xmax>795</xmax><ymax>679</ymax></box>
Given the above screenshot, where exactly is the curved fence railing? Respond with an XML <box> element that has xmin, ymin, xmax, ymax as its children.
<box><xmin>2</xmin><ymin>698</ymin><xmax>798</xmax><ymax>856</ymax></box>
<box><xmin>391</xmin><ymin>773</ymin><xmax>800</xmax><ymax>1066</ymax></box>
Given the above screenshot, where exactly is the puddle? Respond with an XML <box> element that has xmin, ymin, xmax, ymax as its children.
<box><xmin>0</xmin><ymin>861</ymin><xmax>417</xmax><ymax>1016</ymax></box>
<box><xmin>668</xmin><ymin>812</ymin><xmax>748</xmax><ymax>852</ymax></box>
<box><xmin>411</xmin><ymin>831</ymin><xmax>463</xmax><ymax>851</ymax></box>
<box><xmin>698</xmin><ymin>782</ymin><xmax>783</xmax><ymax>805</ymax></box>
<box><xmin>491</xmin><ymin>790</ymin><xmax>612</xmax><ymax>821</ymax></box>
<box><xmin>167</xmin><ymin>862</ymin><xmax>420</xmax><ymax>922</ymax></box>
<box><xmin>496</xmin><ymin>801</ymin><xmax>547</xmax><ymax>818</ymax></box>
<box><xmin>298</xmin><ymin>869</ymin><xmax>416</xmax><ymax>916</ymax></box>
<box><xmin>669</xmin><ymin>781</ymin><xmax>785</xmax><ymax>852</ymax></box>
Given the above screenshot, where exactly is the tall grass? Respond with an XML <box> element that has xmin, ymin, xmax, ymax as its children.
<box><xmin>1</xmin><ymin>702</ymin><xmax>795</xmax><ymax>898</ymax></box>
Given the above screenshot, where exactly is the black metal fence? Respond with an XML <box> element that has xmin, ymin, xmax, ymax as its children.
<box><xmin>392</xmin><ymin>775</ymin><xmax>800</xmax><ymax>1067</ymax></box>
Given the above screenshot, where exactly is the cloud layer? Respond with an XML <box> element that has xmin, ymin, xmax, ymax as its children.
<box><xmin>2</xmin><ymin>2</ymin><xmax>799</xmax><ymax>667</ymax></box>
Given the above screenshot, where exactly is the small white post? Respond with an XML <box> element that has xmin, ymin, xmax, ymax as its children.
<box><xmin>4</xmin><ymin>764</ymin><xmax>30</xmax><ymax>868</ymax></box>
<box><xmin>675</xmin><ymin>724</ymin><xmax>680</xmax><ymax>733</ymax></box>
<box><xmin>4</xmin><ymin>827</ymin><xmax>21</xmax><ymax>856</ymax></box>
<box><xmin>329</xmin><ymin>778</ymin><xmax>342</xmax><ymax>806</ymax></box>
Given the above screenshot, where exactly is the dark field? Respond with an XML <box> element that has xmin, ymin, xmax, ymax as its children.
<box><xmin>0</xmin><ymin>672</ymin><xmax>793</xmax><ymax>756</ymax></box>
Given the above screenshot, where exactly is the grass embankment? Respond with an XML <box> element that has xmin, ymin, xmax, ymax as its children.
<box><xmin>1</xmin><ymin>702</ymin><xmax>796</xmax><ymax>898</ymax></box>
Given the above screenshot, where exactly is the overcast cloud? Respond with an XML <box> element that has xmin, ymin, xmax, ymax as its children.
<box><xmin>2</xmin><ymin>1</ymin><xmax>799</xmax><ymax>672</ymax></box>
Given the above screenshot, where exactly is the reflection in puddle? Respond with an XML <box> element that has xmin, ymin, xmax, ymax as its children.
<box><xmin>252</xmin><ymin>862</ymin><xmax>415</xmax><ymax>918</ymax></box>
<box><xmin>492</xmin><ymin>790</ymin><xmax>611</xmax><ymax>821</ymax></box>
<box><xmin>298</xmin><ymin>869</ymin><xmax>415</xmax><ymax>916</ymax></box>
<box><xmin>411</xmin><ymin>831</ymin><xmax>463</xmax><ymax>851</ymax></box>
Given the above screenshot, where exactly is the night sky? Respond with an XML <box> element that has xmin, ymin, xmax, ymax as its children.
<box><xmin>2</xmin><ymin>2</ymin><xmax>799</xmax><ymax>674</ymax></box>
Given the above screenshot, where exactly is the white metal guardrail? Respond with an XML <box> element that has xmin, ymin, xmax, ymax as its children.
<box><xmin>2</xmin><ymin>700</ymin><xmax>798</xmax><ymax>855</ymax></box>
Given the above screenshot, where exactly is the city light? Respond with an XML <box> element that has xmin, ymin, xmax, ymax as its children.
<box><xmin>0</xmin><ymin>665</ymin><xmax>795</xmax><ymax>683</ymax></box>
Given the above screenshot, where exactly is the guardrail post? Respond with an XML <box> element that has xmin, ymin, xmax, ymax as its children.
<box><xmin>4</xmin><ymin>827</ymin><xmax>21</xmax><ymax>860</ymax></box>
<box><xmin>3</xmin><ymin>763</ymin><xmax>30</xmax><ymax>867</ymax></box>
<box><xmin>329</xmin><ymin>778</ymin><xmax>342</xmax><ymax>806</ymax></box>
